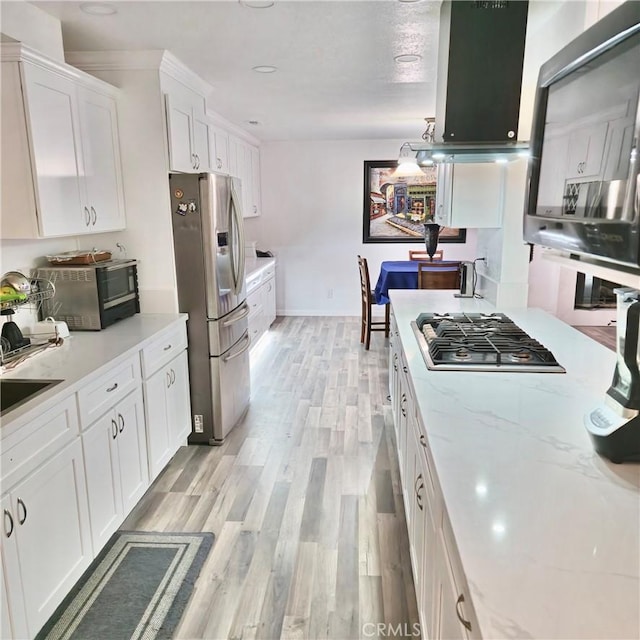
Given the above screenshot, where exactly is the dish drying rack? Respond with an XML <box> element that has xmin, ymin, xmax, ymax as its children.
<box><xmin>1</xmin><ymin>277</ymin><xmax>59</xmax><ymax>367</ymax></box>
<box><xmin>0</xmin><ymin>277</ymin><xmax>56</xmax><ymax>313</ymax></box>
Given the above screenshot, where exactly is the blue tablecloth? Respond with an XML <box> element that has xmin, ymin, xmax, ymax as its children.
<box><xmin>373</xmin><ymin>260</ymin><xmax>459</xmax><ymax>304</ymax></box>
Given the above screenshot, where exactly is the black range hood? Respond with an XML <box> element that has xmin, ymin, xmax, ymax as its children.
<box><xmin>412</xmin><ymin>0</ymin><xmax>530</xmax><ymax>164</ymax></box>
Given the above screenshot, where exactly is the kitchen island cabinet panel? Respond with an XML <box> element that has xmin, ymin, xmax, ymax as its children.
<box><xmin>389</xmin><ymin>289</ymin><xmax>639</xmax><ymax>640</ymax></box>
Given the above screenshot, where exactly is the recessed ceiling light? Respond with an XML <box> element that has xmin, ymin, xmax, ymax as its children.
<box><xmin>240</xmin><ymin>1</ymin><xmax>275</xmax><ymax>7</ymax></box>
<box><xmin>252</xmin><ymin>65</ymin><xmax>277</xmax><ymax>73</ymax></box>
<box><xmin>80</xmin><ymin>2</ymin><xmax>117</xmax><ymax>15</ymax></box>
<box><xmin>394</xmin><ymin>54</ymin><xmax>422</xmax><ymax>63</ymax></box>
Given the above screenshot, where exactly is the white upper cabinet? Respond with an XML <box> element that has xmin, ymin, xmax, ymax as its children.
<box><xmin>210</xmin><ymin>125</ymin><xmax>230</xmax><ymax>174</ymax></box>
<box><xmin>435</xmin><ymin>163</ymin><xmax>504</xmax><ymax>229</ymax></box>
<box><xmin>165</xmin><ymin>89</ymin><xmax>211</xmax><ymax>173</ymax></box>
<box><xmin>77</xmin><ymin>86</ymin><xmax>126</xmax><ymax>232</ymax></box>
<box><xmin>0</xmin><ymin>45</ymin><xmax>126</xmax><ymax>239</ymax></box>
<box><xmin>228</xmin><ymin>136</ymin><xmax>261</xmax><ymax>218</ymax></box>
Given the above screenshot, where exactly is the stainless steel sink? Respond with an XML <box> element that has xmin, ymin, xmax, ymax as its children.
<box><xmin>0</xmin><ymin>379</ymin><xmax>63</xmax><ymax>416</ymax></box>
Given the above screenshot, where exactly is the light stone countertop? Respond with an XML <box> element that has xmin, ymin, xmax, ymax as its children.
<box><xmin>245</xmin><ymin>256</ymin><xmax>276</xmax><ymax>282</ymax></box>
<box><xmin>389</xmin><ymin>290</ymin><xmax>639</xmax><ymax>640</ymax></box>
<box><xmin>0</xmin><ymin>314</ymin><xmax>188</xmax><ymax>436</ymax></box>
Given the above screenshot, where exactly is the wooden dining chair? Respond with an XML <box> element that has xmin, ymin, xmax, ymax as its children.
<box><xmin>357</xmin><ymin>255</ymin><xmax>390</xmax><ymax>350</ymax></box>
<box><xmin>417</xmin><ymin>261</ymin><xmax>461</xmax><ymax>290</ymax></box>
<box><xmin>409</xmin><ymin>249</ymin><xmax>443</xmax><ymax>261</ymax></box>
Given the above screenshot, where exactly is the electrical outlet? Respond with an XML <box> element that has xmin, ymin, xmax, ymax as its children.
<box><xmin>193</xmin><ymin>415</ymin><xmax>204</xmax><ymax>433</ymax></box>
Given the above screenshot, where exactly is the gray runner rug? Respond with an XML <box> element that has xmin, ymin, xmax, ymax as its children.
<box><xmin>36</xmin><ymin>531</ymin><xmax>214</xmax><ymax>640</ymax></box>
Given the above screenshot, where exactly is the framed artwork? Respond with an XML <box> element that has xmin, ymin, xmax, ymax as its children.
<box><xmin>362</xmin><ymin>160</ymin><xmax>467</xmax><ymax>244</ymax></box>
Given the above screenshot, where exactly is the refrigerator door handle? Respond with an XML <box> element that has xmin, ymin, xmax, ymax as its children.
<box><xmin>222</xmin><ymin>301</ymin><xmax>250</xmax><ymax>327</ymax></box>
<box><xmin>229</xmin><ymin>184</ymin><xmax>246</xmax><ymax>296</ymax></box>
<box><xmin>222</xmin><ymin>331</ymin><xmax>251</xmax><ymax>362</ymax></box>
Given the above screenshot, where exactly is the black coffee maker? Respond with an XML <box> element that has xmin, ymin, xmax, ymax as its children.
<box><xmin>585</xmin><ymin>287</ymin><xmax>640</xmax><ymax>463</ymax></box>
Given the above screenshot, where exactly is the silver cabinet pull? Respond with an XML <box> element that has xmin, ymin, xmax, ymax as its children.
<box><xmin>4</xmin><ymin>509</ymin><xmax>14</xmax><ymax>538</ymax></box>
<box><xmin>166</xmin><ymin>371</ymin><xmax>172</xmax><ymax>388</ymax></box>
<box><xmin>400</xmin><ymin>393</ymin><xmax>407</xmax><ymax>417</ymax></box>
<box><xmin>217</xmin><ymin>158</ymin><xmax>222</xmax><ymax>169</ymax></box>
<box><xmin>112</xmin><ymin>419</ymin><xmax>118</xmax><ymax>439</ymax></box>
<box><xmin>393</xmin><ymin>354</ymin><xmax>398</xmax><ymax>372</ymax></box>
<box><xmin>163</xmin><ymin>344</ymin><xmax>172</xmax><ymax>351</ymax></box>
<box><xmin>419</xmin><ymin>434</ymin><xmax>428</xmax><ymax>449</ymax></box>
<box><xmin>91</xmin><ymin>206</ymin><xmax>97</xmax><ymax>225</ymax></box>
<box><xmin>118</xmin><ymin>413</ymin><xmax>124</xmax><ymax>433</ymax></box>
<box><xmin>414</xmin><ymin>473</ymin><xmax>424</xmax><ymax>511</ymax></box>
<box><xmin>170</xmin><ymin>368</ymin><xmax>176</xmax><ymax>385</ymax></box>
<box><xmin>106</xmin><ymin>383</ymin><xmax>118</xmax><ymax>393</ymax></box>
<box><xmin>455</xmin><ymin>594</ymin><xmax>472</xmax><ymax>631</ymax></box>
<box><xmin>84</xmin><ymin>206</ymin><xmax>91</xmax><ymax>226</ymax></box>
<box><xmin>16</xmin><ymin>498</ymin><xmax>27</xmax><ymax>525</ymax></box>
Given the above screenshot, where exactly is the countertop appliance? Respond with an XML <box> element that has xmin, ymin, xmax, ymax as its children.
<box><xmin>455</xmin><ymin>261</ymin><xmax>475</xmax><ymax>298</ymax></box>
<box><xmin>37</xmin><ymin>259</ymin><xmax>139</xmax><ymax>330</ymax></box>
<box><xmin>170</xmin><ymin>172</ymin><xmax>250</xmax><ymax>445</ymax></box>
<box><xmin>524</xmin><ymin>1</ymin><xmax>640</xmax><ymax>272</ymax></box>
<box><xmin>411</xmin><ymin>312</ymin><xmax>566</xmax><ymax>373</ymax></box>
<box><xmin>585</xmin><ymin>287</ymin><xmax>640</xmax><ymax>462</ymax></box>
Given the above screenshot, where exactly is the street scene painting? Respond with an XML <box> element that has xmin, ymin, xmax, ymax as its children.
<box><xmin>362</xmin><ymin>160</ymin><xmax>466</xmax><ymax>244</ymax></box>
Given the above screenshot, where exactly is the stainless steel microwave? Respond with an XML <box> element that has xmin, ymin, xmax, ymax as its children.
<box><xmin>524</xmin><ymin>2</ymin><xmax>640</xmax><ymax>272</ymax></box>
<box><xmin>37</xmin><ymin>259</ymin><xmax>139</xmax><ymax>330</ymax></box>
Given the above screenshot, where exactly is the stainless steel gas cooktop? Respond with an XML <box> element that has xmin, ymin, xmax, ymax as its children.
<box><xmin>411</xmin><ymin>312</ymin><xmax>566</xmax><ymax>373</ymax></box>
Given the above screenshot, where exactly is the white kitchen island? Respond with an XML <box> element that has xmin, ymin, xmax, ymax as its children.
<box><xmin>389</xmin><ymin>290</ymin><xmax>639</xmax><ymax>640</ymax></box>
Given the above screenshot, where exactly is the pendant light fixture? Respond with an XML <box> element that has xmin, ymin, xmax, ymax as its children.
<box><xmin>393</xmin><ymin>142</ymin><xmax>423</xmax><ymax>177</ymax></box>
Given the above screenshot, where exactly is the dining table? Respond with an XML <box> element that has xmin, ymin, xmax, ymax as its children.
<box><xmin>373</xmin><ymin>260</ymin><xmax>460</xmax><ymax>304</ymax></box>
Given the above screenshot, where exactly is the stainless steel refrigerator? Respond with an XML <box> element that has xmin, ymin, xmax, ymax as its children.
<box><xmin>169</xmin><ymin>173</ymin><xmax>250</xmax><ymax>444</ymax></box>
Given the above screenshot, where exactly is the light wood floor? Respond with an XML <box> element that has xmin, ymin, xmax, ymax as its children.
<box><xmin>573</xmin><ymin>325</ymin><xmax>617</xmax><ymax>351</ymax></box>
<box><xmin>122</xmin><ymin>317</ymin><xmax>418</xmax><ymax>640</ymax></box>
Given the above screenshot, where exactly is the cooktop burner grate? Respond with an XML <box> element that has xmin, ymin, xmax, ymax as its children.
<box><xmin>411</xmin><ymin>312</ymin><xmax>566</xmax><ymax>372</ymax></box>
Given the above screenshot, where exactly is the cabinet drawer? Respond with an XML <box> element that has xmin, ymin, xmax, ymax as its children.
<box><xmin>1</xmin><ymin>394</ymin><xmax>79</xmax><ymax>490</ymax></box>
<box><xmin>246</xmin><ymin>273</ymin><xmax>262</xmax><ymax>296</ymax></box>
<box><xmin>140</xmin><ymin>323</ymin><xmax>188</xmax><ymax>378</ymax></box>
<box><xmin>78</xmin><ymin>355</ymin><xmax>141</xmax><ymax>428</ymax></box>
<box><xmin>262</xmin><ymin>264</ymin><xmax>275</xmax><ymax>281</ymax></box>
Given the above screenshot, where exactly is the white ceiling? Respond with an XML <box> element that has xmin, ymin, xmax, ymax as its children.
<box><xmin>29</xmin><ymin>0</ymin><xmax>443</xmax><ymax>142</ymax></box>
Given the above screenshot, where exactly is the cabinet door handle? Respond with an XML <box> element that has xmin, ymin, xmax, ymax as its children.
<box><xmin>118</xmin><ymin>413</ymin><xmax>124</xmax><ymax>433</ymax></box>
<box><xmin>393</xmin><ymin>354</ymin><xmax>398</xmax><ymax>372</ymax></box>
<box><xmin>84</xmin><ymin>206</ymin><xmax>91</xmax><ymax>226</ymax></box>
<box><xmin>419</xmin><ymin>434</ymin><xmax>428</xmax><ymax>449</ymax></box>
<box><xmin>403</xmin><ymin>365</ymin><xmax>408</xmax><ymax>373</ymax></box>
<box><xmin>414</xmin><ymin>474</ymin><xmax>424</xmax><ymax>511</ymax></box>
<box><xmin>253</xmin><ymin>205</ymin><xmax>257</xmax><ymax>214</ymax></box>
<box><xmin>167</xmin><ymin>371</ymin><xmax>172</xmax><ymax>388</ymax></box>
<box><xmin>400</xmin><ymin>393</ymin><xmax>407</xmax><ymax>417</ymax></box>
<box><xmin>112</xmin><ymin>419</ymin><xmax>118</xmax><ymax>439</ymax></box>
<box><xmin>16</xmin><ymin>498</ymin><xmax>27</xmax><ymax>525</ymax></box>
<box><xmin>217</xmin><ymin>158</ymin><xmax>222</xmax><ymax>169</ymax></box>
<box><xmin>191</xmin><ymin>153</ymin><xmax>196</xmax><ymax>169</ymax></box>
<box><xmin>4</xmin><ymin>509</ymin><xmax>14</xmax><ymax>538</ymax></box>
<box><xmin>170</xmin><ymin>368</ymin><xmax>176</xmax><ymax>384</ymax></box>
<box><xmin>163</xmin><ymin>344</ymin><xmax>172</xmax><ymax>351</ymax></box>
<box><xmin>455</xmin><ymin>594</ymin><xmax>472</xmax><ymax>631</ymax></box>
<box><xmin>106</xmin><ymin>383</ymin><xmax>118</xmax><ymax>393</ymax></box>
<box><xmin>195</xmin><ymin>154</ymin><xmax>200</xmax><ymax>170</ymax></box>
<box><xmin>91</xmin><ymin>206</ymin><xmax>97</xmax><ymax>225</ymax></box>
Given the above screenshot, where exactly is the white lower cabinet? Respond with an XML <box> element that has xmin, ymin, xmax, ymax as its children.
<box><xmin>391</xmin><ymin>318</ymin><xmax>480</xmax><ymax>640</ymax></box>
<box><xmin>1</xmin><ymin>440</ymin><xmax>92</xmax><ymax>638</ymax></box>
<box><xmin>143</xmin><ymin>350</ymin><xmax>191</xmax><ymax>481</ymax></box>
<box><xmin>82</xmin><ymin>388</ymin><xmax>148</xmax><ymax>551</ymax></box>
<box><xmin>246</xmin><ymin>263</ymin><xmax>276</xmax><ymax>352</ymax></box>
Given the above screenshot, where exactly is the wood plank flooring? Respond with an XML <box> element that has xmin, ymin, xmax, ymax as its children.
<box><xmin>573</xmin><ymin>325</ymin><xmax>617</xmax><ymax>351</ymax></box>
<box><xmin>122</xmin><ymin>317</ymin><xmax>418</xmax><ymax>640</ymax></box>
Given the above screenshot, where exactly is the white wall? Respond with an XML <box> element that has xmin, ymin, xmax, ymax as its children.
<box><xmin>0</xmin><ymin>1</ymin><xmax>64</xmax><ymax>61</ymax></box>
<box><xmin>245</xmin><ymin>139</ymin><xmax>478</xmax><ymax>316</ymax></box>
